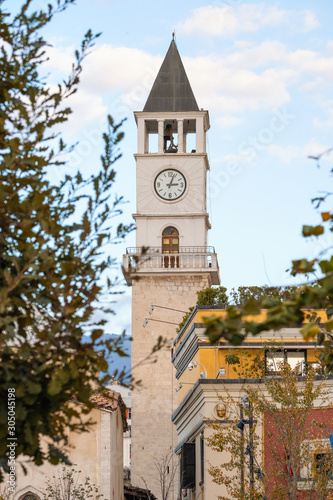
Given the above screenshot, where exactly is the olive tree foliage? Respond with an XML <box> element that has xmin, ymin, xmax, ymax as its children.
<box><xmin>44</xmin><ymin>466</ymin><xmax>103</xmax><ymax>500</ymax></box>
<box><xmin>177</xmin><ymin>285</ymin><xmax>298</xmax><ymax>334</ymax></box>
<box><xmin>230</xmin><ymin>286</ymin><xmax>299</xmax><ymax>306</ymax></box>
<box><xmin>177</xmin><ymin>286</ymin><xmax>229</xmax><ymax>333</ymax></box>
<box><xmin>205</xmin><ymin>157</ymin><xmax>333</xmax><ymax>369</ymax></box>
<box><xmin>0</xmin><ymin>0</ymin><xmax>134</xmax><ymax>476</ymax></box>
<box><xmin>207</xmin><ymin>362</ymin><xmax>331</xmax><ymax>500</ymax></box>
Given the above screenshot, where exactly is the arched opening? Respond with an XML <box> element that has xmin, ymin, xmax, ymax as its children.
<box><xmin>162</xmin><ymin>227</ymin><xmax>179</xmax><ymax>268</ymax></box>
<box><xmin>19</xmin><ymin>494</ymin><xmax>41</xmax><ymax>500</ymax></box>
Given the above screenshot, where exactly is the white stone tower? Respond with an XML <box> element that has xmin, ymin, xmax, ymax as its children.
<box><xmin>122</xmin><ymin>39</ymin><xmax>220</xmax><ymax>499</ymax></box>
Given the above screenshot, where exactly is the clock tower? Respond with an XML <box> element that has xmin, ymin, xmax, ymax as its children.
<box><xmin>122</xmin><ymin>39</ymin><xmax>220</xmax><ymax>498</ymax></box>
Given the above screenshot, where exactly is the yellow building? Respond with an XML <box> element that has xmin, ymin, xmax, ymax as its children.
<box><xmin>172</xmin><ymin>306</ymin><xmax>331</xmax><ymax>500</ymax></box>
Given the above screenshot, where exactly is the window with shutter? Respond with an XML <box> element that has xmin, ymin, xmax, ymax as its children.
<box><xmin>180</xmin><ymin>442</ymin><xmax>195</xmax><ymax>489</ymax></box>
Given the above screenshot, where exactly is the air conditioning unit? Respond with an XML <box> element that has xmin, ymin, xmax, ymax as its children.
<box><xmin>181</xmin><ymin>489</ymin><xmax>193</xmax><ymax>500</ymax></box>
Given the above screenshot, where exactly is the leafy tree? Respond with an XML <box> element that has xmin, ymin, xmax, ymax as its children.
<box><xmin>177</xmin><ymin>286</ymin><xmax>229</xmax><ymax>333</ymax></box>
<box><xmin>230</xmin><ymin>286</ymin><xmax>299</xmax><ymax>306</ymax></box>
<box><xmin>197</xmin><ymin>286</ymin><xmax>229</xmax><ymax>306</ymax></box>
<box><xmin>225</xmin><ymin>353</ymin><xmax>240</xmax><ymax>378</ymax></box>
<box><xmin>44</xmin><ymin>466</ymin><xmax>103</xmax><ymax>500</ymax></box>
<box><xmin>207</xmin><ymin>360</ymin><xmax>332</xmax><ymax>500</ymax></box>
<box><xmin>204</xmin><ymin>157</ymin><xmax>333</xmax><ymax>368</ymax></box>
<box><xmin>0</xmin><ymin>0</ymin><xmax>133</xmax><ymax>476</ymax></box>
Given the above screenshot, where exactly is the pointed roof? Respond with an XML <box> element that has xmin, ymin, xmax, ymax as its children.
<box><xmin>143</xmin><ymin>40</ymin><xmax>199</xmax><ymax>113</ymax></box>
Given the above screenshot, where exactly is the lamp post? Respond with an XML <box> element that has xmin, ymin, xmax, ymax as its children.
<box><xmin>236</xmin><ymin>395</ymin><xmax>254</xmax><ymax>500</ymax></box>
<box><xmin>188</xmin><ymin>361</ymin><xmax>207</xmax><ymax>379</ymax></box>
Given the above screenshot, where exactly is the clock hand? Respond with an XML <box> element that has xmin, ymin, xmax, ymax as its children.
<box><xmin>168</xmin><ymin>183</ymin><xmax>179</xmax><ymax>187</ymax></box>
<box><xmin>167</xmin><ymin>174</ymin><xmax>176</xmax><ymax>188</ymax></box>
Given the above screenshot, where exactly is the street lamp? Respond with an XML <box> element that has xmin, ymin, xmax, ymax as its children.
<box><xmin>148</xmin><ymin>304</ymin><xmax>187</xmax><ymax>315</ymax></box>
<box><xmin>144</xmin><ymin>304</ymin><xmax>187</xmax><ymax>328</ymax></box>
<box><xmin>188</xmin><ymin>361</ymin><xmax>207</xmax><ymax>379</ymax></box>
<box><xmin>236</xmin><ymin>394</ymin><xmax>254</xmax><ymax>499</ymax></box>
<box><xmin>142</xmin><ymin>317</ymin><xmax>179</xmax><ymax>328</ymax></box>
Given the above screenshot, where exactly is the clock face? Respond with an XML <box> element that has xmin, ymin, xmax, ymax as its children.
<box><xmin>154</xmin><ymin>168</ymin><xmax>187</xmax><ymax>201</ymax></box>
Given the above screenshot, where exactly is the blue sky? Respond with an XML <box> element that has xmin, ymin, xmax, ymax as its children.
<box><xmin>9</xmin><ymin>0</ymin><xmax>333</xmax><ymax>334</ymax></box>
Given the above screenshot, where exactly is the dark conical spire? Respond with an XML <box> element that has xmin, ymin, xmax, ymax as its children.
<box><xmin>143</xmin><ymin>40</ymin><xmax>199</xmax><ymax>112</ymax></box>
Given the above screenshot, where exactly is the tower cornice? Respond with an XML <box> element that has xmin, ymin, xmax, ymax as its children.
<box><xmin>134</xmin><ymin>153</ymin><xmax>210</xmax><ymax>171</ymax></box>
<box><xmin>134</xmin><ymin>110</ymin><xmax>210</xmax><ymax>132</ymax></box>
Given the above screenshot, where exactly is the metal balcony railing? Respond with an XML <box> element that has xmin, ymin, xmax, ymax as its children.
<box><xmin>126</xmin><ymin>246</ymin><xmax>215</xmax><ymax>255</ymax></box>
<box><xmin>123</xmin><ymin>247</ymin><xmax>218</xmax><ymax>272</ymax></box>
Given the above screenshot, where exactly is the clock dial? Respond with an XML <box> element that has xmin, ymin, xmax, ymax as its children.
<box><xmin>154</xmin><ymin>168</ymin><xmax>187</xmax><ymax>201</ymax></box>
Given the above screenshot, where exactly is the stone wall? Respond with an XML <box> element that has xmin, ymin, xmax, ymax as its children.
<box><xmin>131</xmin><ymin>272</ymin><xmax>212</xmax><ymax>499</ymax></box>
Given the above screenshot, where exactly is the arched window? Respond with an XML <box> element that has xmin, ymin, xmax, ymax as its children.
<box><xmin>162</xmin><ymin>227</ymin><xmax>179</xmax><ymax>268</ymax></box>
<box><xmin>162</xmin><ymin>227</ymin><xmax>179</xmax><ymax>254</ymax></box>
<box><xmin>19</xmin><ymin>494</ymin><xmax>40</xmax><ymax>500</ymax></box>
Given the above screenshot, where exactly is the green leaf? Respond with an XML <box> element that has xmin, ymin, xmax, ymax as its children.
<box><xmin>90</xmin><ymin>329</ymin><xmax>103</xmax><ymax>341</ymax></box>
<box><xmin>302</xmin><ymin>224</ymin><xmax>324</xmax><ymax>237</ymax></box>
<box><xmin>48</xmin><ymin>378</ymin><xmax>63</xmax><ymax>396</ymax></box>
<box><xmin>242</xmin><ymin>298</ymin><xmax>261</xmax><ymax>315</ymax></box>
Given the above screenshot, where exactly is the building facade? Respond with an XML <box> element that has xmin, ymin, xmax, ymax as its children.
<box><xmin>109</xmin><ymin>381</ymin><xmax>132</xmax><ymax>473</ymax></box>
<box><xmin>122</xmin><ymin>40</ymin><xmax>220</xmax><ymax>498</ymax></box>
<box><xmin>172</xmin><ymin>306</ymin><xmax>333</xmax><ymax>499</ymax></box>
<box><xmin>12</xmin><ymin>391</ymin><xmax>127</xmax><ymax>500</ymax></box>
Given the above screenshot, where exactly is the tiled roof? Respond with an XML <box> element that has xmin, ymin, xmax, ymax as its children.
<box><xmin>91</xmin><ymin>390</ymin><xmax>128</xmax><ymax>432</ymax></box>
<box><xmin>124</xmin><ymin>484</ymin><xmax>157</xmax><ymax>500</ymax></box>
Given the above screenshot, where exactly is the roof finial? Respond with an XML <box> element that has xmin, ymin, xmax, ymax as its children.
<box><xmin>172</xmin><ymin>31</ymin><xmax>175</xmax><ymax>41</ymax></box>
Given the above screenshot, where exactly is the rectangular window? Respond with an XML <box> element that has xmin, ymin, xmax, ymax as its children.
<box><xmin>266</xmin><ymin>351</ymin><xmax>284</xmax><ymax>374</ymax></box>
<box><xmin>266</xmin><ymin>350</ymin><xmax>306</xmax><ymax>375</ymax></box>
<box><xmin>180</xmin><ymin>443</ymin><xmax>195</xmax><ymax>489</ymax></box>
<box><xmin>299</xmin><ymin>438</ymin><xmax>333</xmax><ymax>487</ymax></box>
<box><xmin>286</xmin><ymin>351</ymin><xmax>305</xmax><ymax>374</ymax></box>
<box><xmin>313</xmin><ymin>452</ymin><xmax>332</xmax><ymax>478</ymax></box>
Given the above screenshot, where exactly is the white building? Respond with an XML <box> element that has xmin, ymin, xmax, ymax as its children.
<box><xmin>109</xmin><ymin>381</ymin><xmax>132</xmax><ymax>471</ymax></box>
<box><xmin>11</xmin><ymin>391</ymin><xmax>127</xmax><ymax>500</ymax></box>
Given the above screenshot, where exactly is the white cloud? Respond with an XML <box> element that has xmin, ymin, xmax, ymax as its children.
<box><xmin>176</xmin><ymin>4</ymin><xmax>319</xmax><ymax>37</ymax></box>
<box><xmin>223</xmin><ymin>40</ymin><xmax>287</xmax><ymax>69</ymax></box>
<box><xmin>287</xmin><ymin>50</ymin><xmax>333</xmax><ymax>82</ymax></box>
<box><xmin>302</xmin><ymin>10</ymin><xmax>320</xmax><ymax>32</ymax></box>
<box><xmin>43</xmin><ymin>43</ymin><xmax>162</xmax><ymax>116</ymax></box>
<box><xmin>303</xmin><ymin>139</ymin><xmax>332</xmax><ymax>157</ymax></box>
<box><xmin>81</xmin><ymin>44</ymin><xmax>162</xmax><ymax>94</ymax></box>
<box><xmin>42</xmin><ymin>34</ymin><xmax>333</xmax><ymax>131</ymax></box>
<box><xmin>216</xmin><ymin>116</ymin><xmax>243</xmax><ymax>129</ymax></box>
<box><xmin>185</xmin><ymin>55</ymin><xmax>294</xmax><ymax>119</ymax></box>
<box><xmin>62</xmin><ymin>88</ymin><xmax>107</xmax><ymax>133</ymax></box>
<box><xmin>43</xmin><ymin>43</ymin><xmax>75</xmax><ymax>73</ymax></box>
<box><xmin>177</xmin><ymin>4</ymin><xmax>287</xmax><ymax>37</ymax></box>
<box><xmin>313</xmin><ymin>100</ymin><xmax>333</xmax><ymax>129</ymax></box>
<box><xmin>265</xmin><ymin>144</ymin><xmax>302</xmax><ymax>163</ymax></box>
<box><xmin>264</xmin><ymin>139</ymin><xmax>332</xmax><ymax>164</ymax></box>
<box><xmin>313</xmin><ymin>117</ymin><xmax>333</xmax><ymax>129</ymax></box>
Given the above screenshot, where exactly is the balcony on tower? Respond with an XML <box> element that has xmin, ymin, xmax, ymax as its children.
<box><xmin>122</xmin><ymin>246</ymin><xmax>220</xmax><ymax>286</ymax></box>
